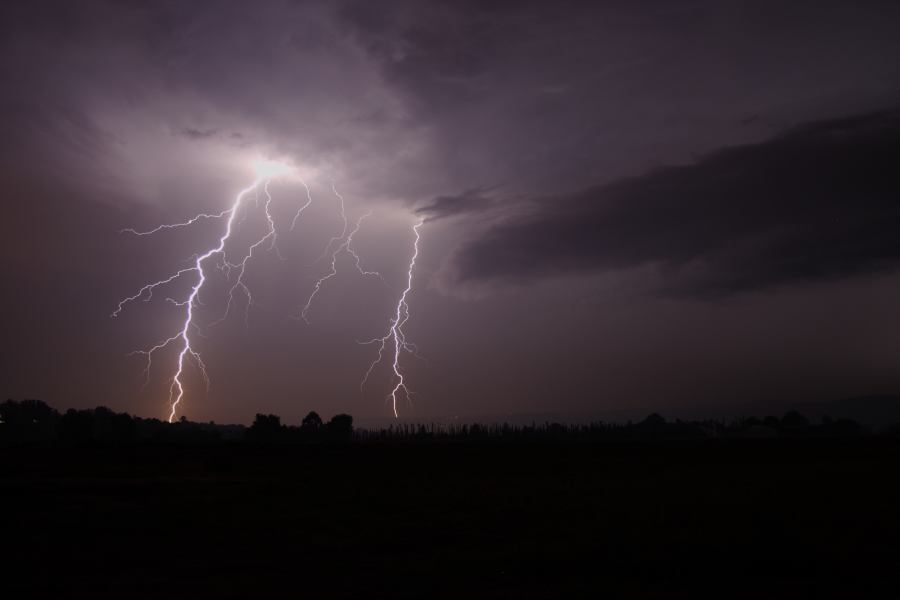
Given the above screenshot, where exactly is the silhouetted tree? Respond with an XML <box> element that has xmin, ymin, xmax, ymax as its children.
<box><xmin>326</xmin><ymin>414</ymin><xmax>354</xmax><ymax>440</ymax></box>
<box><xmin>302</xmin><ymin>411</ymin><xmax>323</xmax><ymax>433</ymax></box>
<box><xmin>91</xmin><ymin>406</ymin><xmax>137</xmax><ymax>442</ymax></box>
<box><xmin>821</xmin><ymin>415</ymin><xmax>863</xmax><ymax>436</ymax></box>
<box><xmin>636</xmin><ymin>413</ymin><xmax>667</xmax><ymax>437</ymax></box>
<box><xmin>58</xmin><ymin>409</ymin><xmax>94</xmax><ymax>443</ymax></box>
<box><xmin>0</xmin><ymin>399</ymin><xmax>58</xmax><ymax>442</ymax></box>
<box><xmin>248</xmin><ymin>413</ymin><xmax>282</xmax><ymax>442</ymax></box>
<box><xmin>781</xmin><ymin>411</ymin><xmax>810</xmax><ymax>430</ymax></box>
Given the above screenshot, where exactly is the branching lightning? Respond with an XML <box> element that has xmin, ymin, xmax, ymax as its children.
<box><xmin>360</xmin><ymin>219</ymin><xmax>424</xmax><ymax>418</ymax></box>
<box><xmin>214</xmin><ymin>180</ymin><xmax>280</xmax><ymax>328</ymax></box>
<box><xmin>114</xmin><ymin>160</ymin><xmax>429</xmax><ymax>421</ymax></box>
<box><xmin>314</xmin><ymin>182</ymin><xmax>349</xmax><ymax>264</ymax></box>
<box><xmin>118</xmin><ymin>209</ymin><xmax>232</xmax><ymax>237</ymax></box>
<box><xmin>300</xmin><ymin>210</ymin><xmax>382</xmax><ymax>323</ymax></box>
<box><xmin>113</xmin><ymin>161</ymin><xmax>300</xmax><ymax>422</ymax></box>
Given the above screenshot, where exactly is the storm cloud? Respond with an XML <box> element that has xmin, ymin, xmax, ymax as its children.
<box><xmin>415</xmin><ymin>187</ymin><xmax>496</xmax><ymax>222</ymax></box>
<box><xmin>4</xmin><ymin>0</ymin><xmax>900</xmax><ymax>422</ymax></box>
<box><xmin>452</xmin><ymin>110</ymin><xmax>900</xmax><ymax>294</ymax></box>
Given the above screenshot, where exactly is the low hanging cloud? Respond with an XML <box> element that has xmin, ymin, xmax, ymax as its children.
<box><xmin>450</xmin><ymin>109</ymin><xmax>900</xmax><ymax>294</ymax></box>
<box><xmin>415</xmin><ymin>187</ymin><xmax>497</xmax><ymax>222</ymax></box>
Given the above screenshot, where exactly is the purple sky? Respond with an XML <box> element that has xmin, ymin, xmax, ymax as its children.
<box><xmin>2</xmin><ymin>0</ymin><xmax>900</xmax><ymax>425</ymax></box>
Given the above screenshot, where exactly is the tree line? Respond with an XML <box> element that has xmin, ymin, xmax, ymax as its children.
<box><xmin>0</xmin><ymin>399</ymin><xmax>352</xmax><ymax>444</ymax></box>
<box><xmin>0</xmin><ymin>398</ymin><xmax>880</xmax><ymax>445</ymax></box>
<box><xmin>354</xmin><ymin>411</ymin><xmax>869</xmax><ymax>442</ymax></box>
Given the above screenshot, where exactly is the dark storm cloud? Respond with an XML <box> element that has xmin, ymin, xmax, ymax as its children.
<box><xmin>341</xmin><ymin>0</ymin><xmax>900</xmax><ymax>200</ymax></box>
<box><xmin>451</xmin><ymin>110</ymin><xmax>900</xmax><ymax>294</ymax></box>
<box><xmin>0</xmin><ymin>0</ymin><xmax>423</xmax><ymax>201</ymax></box>
<box><xmin>415</xmin><ymin>187</ymin><xmax>495</xmax><ymax>222</ymax></box>
<box><xmin>179</xmin><ymin>128</ymin><xmax>218</xmax><ymax>141</ymax></box>
<box><xmin>4</xmin><ymin>0</ymin><xmax>900</xmax><ymax>423</ymax></box>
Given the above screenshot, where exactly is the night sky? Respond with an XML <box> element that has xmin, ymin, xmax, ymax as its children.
<box><xmin>2</xmin><ymin>0</ymin><xmax>900</xmax><ymax>425</ymax></box>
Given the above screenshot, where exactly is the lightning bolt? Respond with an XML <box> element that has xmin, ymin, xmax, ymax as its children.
<box><xmin>118</xmin><ymin>209</ymin><xmax>232</xmax><ymax>236</ymax></box>
<box><xmin>300</xmin><ymin>210</ymin><xmax>382</xmax><ymax>323</ymax></box>
<box><xmin>114</xmin><ymin>161</ymin><xmax>428</xmax><ymax>421</ymax></box>
<box><xmin>314</xmin><ymin>182</ymin><xmax>349</xmax><ymax>264</ymax></box>
<box><xmin>291</xmin><ymin>179</ymin><xmax>314</xmax><ymax>231</ymax></box>
<box><xmin>113</xmin><ymin>165</ymin><xmax>304</xmax><ymax>422</ymax></box>
<box><xmin>214</xmin><ymin>180</ymin><xmax>280</xmax><ymax>328</ymax></box>
<box><xmin>299</xmin><ymin>183</ymin><xmax>384</xmax><ymax>323</ymax></box>
<box><xmin>360</xmin><ymin>219</ymin><xmax>424</xmax><ymax>417</ymax></box>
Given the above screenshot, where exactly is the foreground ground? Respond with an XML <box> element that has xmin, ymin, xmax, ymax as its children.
<box><xmin>3</xmin><ymin>437</ymin><xmax>899</xmax><ymax>598</ymax></box>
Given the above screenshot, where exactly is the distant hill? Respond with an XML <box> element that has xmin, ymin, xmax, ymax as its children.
<box><xmin>369</xmin><ymin>395</ymin><xmax>900</xmax><ymax>430</ymax></box>
<box><xmin>799</xmin><ymin>395</ymin><xmax>900</xmax><ymax>429</ymax></box>
<box><xmin>682</xmin><ymin>394</ymin><xmax>900</xmax><ymax>430</ymax></box>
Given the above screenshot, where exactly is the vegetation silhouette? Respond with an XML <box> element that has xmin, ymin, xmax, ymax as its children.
<box><xmin>0</xmin><ymin>398</ymin><xmax>881</xmax><ymax>446</ymax></box>
<box><xmin>2</xmin><ymin>398</ymin><xmax>899</xmax><ymax>599</ymax></box>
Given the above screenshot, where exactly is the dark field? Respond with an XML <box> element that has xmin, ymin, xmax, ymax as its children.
<box><xmin>3</xmin><ymin>438</ymin><xmax>900</xmax><ymax>598</ymax></box>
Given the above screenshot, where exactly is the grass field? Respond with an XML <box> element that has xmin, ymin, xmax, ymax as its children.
<box><xmin>3</xmin><ymin>438</ymin><xmax>899</xmax><ymax>598</ymax></box>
